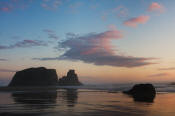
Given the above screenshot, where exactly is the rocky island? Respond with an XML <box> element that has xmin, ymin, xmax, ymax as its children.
<box><xmin>123</xmin><ymin>84</ymin><xmax>156</xmax><ymax>102</ymax></box>
<box><xmin>58</xmin><ymin>70</ymin><xmax>82</xmax><ymax>86</ymax></box>
<box><xmin>8</xmin><ymin>67</ymin><xmax>82</xmax><ymax>87</ymax></box>
<box><xmin>8</xmin><ymin>67</ymin><xmax>58</xmax><ymax>87</ymax></box>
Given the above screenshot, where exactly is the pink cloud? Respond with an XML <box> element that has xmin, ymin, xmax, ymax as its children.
<box><xmin>148</xmin><ymin>2</ymin><xmax>164</xmax><ymax>13</ymax></box>
<box><xmin>0</xmin><ymin>0</ymin><xmax>32</xmax><ymax>12</ymax></box>
<box><xmin>1</xmin><ymin>7</ymin><xmax>10</xmax><ymax>12</ymax></box>
<box><xmin>81</xmin><ymin>29</ymin><xmax>122</xmax><ymax>55</ymax></box>
<box><xmin>124</xmin><ymin>15</ymin><xmax>150</xmax><ymax>27</ymax></box>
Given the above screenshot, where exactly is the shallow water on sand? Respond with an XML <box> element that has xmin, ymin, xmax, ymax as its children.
<box><xmin>0</xmin><ymin>89</ymin><xmax>175</xmax><ymax>116</ymax></box>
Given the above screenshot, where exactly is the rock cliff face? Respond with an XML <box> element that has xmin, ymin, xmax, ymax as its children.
<box><xmin>8</xmin><ymin>67</ymin><xmax>58</xmax><ymax>87</ymax></box>
<box><xmin>58</xmin><ymin>70</ymin><xmax>82</xmax><ymax>86</ymax></box>
<box><xmin>123</xmin><ymin>84</ymin><xmax>156</xmax><ymax>102</ymax></box>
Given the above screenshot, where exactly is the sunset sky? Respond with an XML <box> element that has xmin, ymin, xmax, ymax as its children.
<box><xmin>0</xmin><ymin>0</ymin><xmax>175</xmax><ymax>84</ymax></box>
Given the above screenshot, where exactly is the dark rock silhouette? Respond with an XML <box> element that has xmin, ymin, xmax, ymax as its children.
<box><xmin>58</xmin><ymin>70</ymin><xmax>82</xmax><ymax>86</ymax></box>
<box><xmin>8</xmin><ymin>67</ymin><xmax>58</xmax><ymax>87</ymax></box>
<box><xmin>7</xmin><ymin>67</ymin><xmax>83</xmax><ymax>87</ymax></box>
<box><xmin>123</xmin><ymin>84</ymin><xmax>156</xmax><ymax>102</ymax></box>
<box><xmin>169</xmin><ymin>82</ymin><xmax>175</xmax><ymax>85</ymax></box>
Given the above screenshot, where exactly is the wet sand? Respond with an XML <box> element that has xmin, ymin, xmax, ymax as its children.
<box><xmin>0</xmin><ymin>89</ymin><xmax>175</xmax><ymax>116</ymax></box>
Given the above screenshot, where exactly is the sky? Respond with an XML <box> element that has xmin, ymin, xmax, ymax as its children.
<box><xmin>0</xmin><ymin>0</ymin><xmax>175</xmax><ymax>84</ymax></box>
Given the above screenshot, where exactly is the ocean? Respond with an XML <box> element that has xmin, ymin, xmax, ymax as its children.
<box><xmin>0</xmin><ymin>83</ymin><xmax>175</xmax><ymax>116</ymax></box>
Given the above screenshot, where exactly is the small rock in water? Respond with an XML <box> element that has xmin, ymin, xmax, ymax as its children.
<box><xmin>123</xmin><ymin>84</ymin><xmax>156</xmax><ymax>102</ymax></box>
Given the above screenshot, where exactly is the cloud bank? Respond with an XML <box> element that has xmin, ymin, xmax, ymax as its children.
<box><xmin>34</xmin><ymin>29</ymin><xmax>155</xmax><ymax>68</ymax></box>
<box><xmin>0</xmin><ymin>40</ymin><xmax>47</xmax><ymax>50</ymax></box>
<box><xmin>0</xmin><ymin>69</ymin><xmax>17</xmax><ymax>72</ymax></box>
<box><xmin>158</xmin><ymin>67</ymin><xmax>175</xmax><ymax>71</ymax></box>
<box><xmin>0</xmin><ymin>59</ymin><xmax>7</xmax><ymax>61</ymax></box>
<box><xmin>148</xmin><ymin>73</ymin><xmax>168</xmax><ymax>77</ymax></box>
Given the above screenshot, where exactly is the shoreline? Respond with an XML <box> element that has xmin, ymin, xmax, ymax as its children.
<box><xmin>0</xmin><ymin>86</ymin><xmax>174</xmax><ymax>94</ymax></box>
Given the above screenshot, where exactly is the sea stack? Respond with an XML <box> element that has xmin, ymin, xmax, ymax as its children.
<box><xmin>123</xmin><ymin>84</ymin><xmax>156</xmax><ymax>102</ymax></box>
<box><xmin>8</xmin><ymin>67</ymin><xmax>58</xmax><ymax>87</ymax></box>
<box><xmin>58</xmin><ymin>70</ymin><xmax>82</xmax><ymax>86</ymax></box>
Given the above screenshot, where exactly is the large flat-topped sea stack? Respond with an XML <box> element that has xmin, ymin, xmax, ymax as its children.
<box><xmin>8</xmin><ymin>67</ymin><xmax>58</xmax><ymax>87</ymax></box>
<box><xmin>58</xmin><ymin>70</ymin><xmax>82</xmax><ymax>86</ymax></box>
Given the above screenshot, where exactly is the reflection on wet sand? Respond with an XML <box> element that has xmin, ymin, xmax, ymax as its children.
<box><xmin>12</xmin><ymin>91</ymin><xmax>57</xmax><ymax>109</ymax></box>
<box><xmin>11</xmin><ymin>89</ymin><xmax>78</xmax><ymax>109</ymax></box>
<box><xmin>58</xmin><ymin>89</ymin><xmax>78</xmax><ymax>107</ymax></box>
<box><xmin>1</xmin><ymin>89</ymin><xmax>175</xmax><ymax>116</ymax></box>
